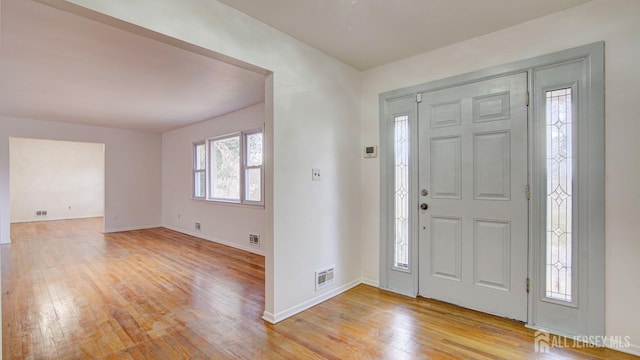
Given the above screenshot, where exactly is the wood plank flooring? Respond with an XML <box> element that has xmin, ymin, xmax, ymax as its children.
<box><xmin>2</xmin><ymin>218</ymin><xmax>636</xmax><ymax>359</ymax></box>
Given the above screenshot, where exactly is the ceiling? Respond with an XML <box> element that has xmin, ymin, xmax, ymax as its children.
<box><xmin>0</xmin><ymin>0</ymin><xmax>267</xmax><ymax>133</ymax></box>
<box><xmin>0</xmin><ymin>0</ymin><xmax>592</xmax><ymax>133</ymax></box>
<box><xmin>219</xmin><ymin>0</ymin><xmax>591</xmax><ymax>70</ymax></box>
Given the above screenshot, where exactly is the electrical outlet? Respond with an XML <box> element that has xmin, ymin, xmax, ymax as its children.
<box><xmin>312</xmin><ymin>168</ymin><xmax>321</xmax><ymax>181</ymax></box>
<box><xmin>195</xmin><ymin>222</ymin><xmax>201</xmax><ymax>231</ymax></box>
<box><xmin>249</xmin><ymin>234</ymin><xmax>260</xmax><ymax>246</ymax></box>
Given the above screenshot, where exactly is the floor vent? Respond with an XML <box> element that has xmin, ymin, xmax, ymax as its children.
<box><xmin>249</xmin><ymin>234</ymin><xmax>260</xmax><ymax>246</ymax></box>
<box><xmin>315</xmin><ymin>266</ymin><xmax>335</xmax><ymax>291</ymax></box>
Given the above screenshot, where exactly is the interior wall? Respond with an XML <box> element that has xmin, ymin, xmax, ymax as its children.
<box><xmin>162</xmin><ymin>103</ymin><xmax>266</xmax><ymax>255</ymax></box>
<box><xmin>0</xmin><ymin>115</ymin><xmax>162</xmax><ymax>242</ymax></box>
<box><xmin>10</xmin><ymin>137</ymin><xmax>105</xmax><ymax>223</ymax></box>
<box><xmin>56</xmin><ymin>0</ymin><xmax>362</xmax><ymax>321</ymax></box>
<box><xmin>360</xmin><ymin>0</ymin><xmax>640</xmax><ymax>354</ymax></box>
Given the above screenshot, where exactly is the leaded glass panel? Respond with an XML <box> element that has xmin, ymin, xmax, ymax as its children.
<box><xmin>545</xmin><ymin>88</ymin><xmax>573</xmax><ymax>302</ymax></box>
<box><xmin>394</xmin><ymin>115</ymin><xmax>410</xmax><ymax>270</ymax></box>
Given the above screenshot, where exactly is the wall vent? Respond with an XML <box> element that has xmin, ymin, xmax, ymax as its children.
<box><xmin>249</xmin><ymin>234</ymin><xmax>260</xmax><ymax>246</ymax></box>
<box><xmin>315</xmin><ymin>266</ymin><xmax>335</xmax><ymax>291</ymax></box>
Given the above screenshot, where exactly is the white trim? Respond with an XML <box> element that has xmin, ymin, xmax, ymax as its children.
<box><xmin>526</xmin><ymin>324</ymin><xmax>640</xmax><ymax>356</ymax></box>
<box><xmin>10</xmin><ymin>214</ymin><xmax>104</xmax><ymax>223</ymax></box>
<box><xmin>261</xmin><ymin>278</ymin><xmax>361</xmax><ymax>324</ymax></box>
<box><xmin>163</xmin><ymin>225</ymin><xmax>265</xmax><ymax>256</ymax></box>
<box><xmin>361</xmin><ymin>278</ymin><xmax>380</xmax><ymax>287</ymax></box>
<box><xmin>612</xmin><ymin>343</ymin><xmax>640</xmax><ymax>357</ymax></box>
<box><xmin>190</xmin><ymin>197</ymin><xmax>265</xmax><ymax>210</ymax></box>
<box><xmin>103</xmin><ymin>224</ymin><xmax>162</xmax><ymax>233</ymax></box>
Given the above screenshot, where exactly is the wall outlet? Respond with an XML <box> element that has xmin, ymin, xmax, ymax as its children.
<box><xmin>249</xmin><ymin>234</ymin><xmax>260</xmax><ymax>246</ymax></box>
<box><xmin>195</xmin><ymin>222</ymin><xmax>201</xmax><ymax>231</ymax></box>
<box><xmin>312</xmin><ymin>168</ymin><xmax>321</xmax><ymax>181</ymax></box>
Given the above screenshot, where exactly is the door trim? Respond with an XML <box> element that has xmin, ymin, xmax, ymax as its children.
<box><xmin>379</xmin><ymin>42</ymin><xmax>604</xmax><ymax>337</ymax></box>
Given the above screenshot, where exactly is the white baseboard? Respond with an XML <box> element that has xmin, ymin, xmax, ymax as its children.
<box><xmin>609</xmin><ymin>343</ymin><xmax>640</xmax><ymax>356</ymax></box>
<box><xmin>526</xmin><ymin>324</ymin><xmax>640</xmax><ymax>356</ymax></box>
<box><xmin>361</xmin><ymin>278</ymin><xmax>379</xmax><ymax>287</ymax></box>
<box><xmin>261</xmin><ymin>311</ymin><xmax>276</xmax><ymax>324</ymax></box>
<box><xmin>104</xmin><ymin>224</ymin><xmax>162</xmax><ymax>233</ymax></box>
<box><xmin>262</xmin><ymin>278</ymin><xmax>362</xmax><ymax>324</ymax></box>
<box><xmin>11</xmin><ymin>215</ymin><xmax>104</xmax><ymax>224</ymax></box>
<box><xmin>163</xmin><ymin>225</ymin><xmax>265</xmax><ymax>256</ymax></box>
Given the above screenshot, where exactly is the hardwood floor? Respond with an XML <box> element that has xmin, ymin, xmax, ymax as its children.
<box><xmin>2</xmin><ymin>219</ymin><xmax>636</xmax><ymax>359</ymax></box>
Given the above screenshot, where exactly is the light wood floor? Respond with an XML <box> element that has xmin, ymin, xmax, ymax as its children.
<box><xmin>2</xmin><ymin>218</ymin><xmax>636</xmax><ymax>359</ymax></box>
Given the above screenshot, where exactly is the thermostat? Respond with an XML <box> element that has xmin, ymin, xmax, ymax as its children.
<box><xmin>364</xmin><ymin>145</ymin><xmax>378</xmax><ymax>158</ymax></box>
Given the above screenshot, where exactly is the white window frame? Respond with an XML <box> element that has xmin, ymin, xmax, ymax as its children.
<box><xmin>192</xmin><ymin>141</ymin><xmax>206</xmax><ymax>199</ymax></box>
<box><xmin>209</xmin><ymin>133</ymin><xmax>242</xmax><ymax>202</ymax></box>
<box><xmin>243</xmin><ymin>129</ymin><xmax>264</xmax><ymax>205</ymax></box>
<box><xmin>192</xmin><ymin>128</ymin><xmax>264</xmax><ymax>206</ymax></box>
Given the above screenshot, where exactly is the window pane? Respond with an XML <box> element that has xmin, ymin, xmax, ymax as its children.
<box><xmin>195</xmin><ymin>143</ymin><xmax>206</xmax><ymax>170</ymax></box>
<box><xmin>545</xmin><ymin>88</ymin><xmax>573</xmax><ymax>302</ymax></box>
<box><xmin>194</xmin><ymin>171</ymin><xmax>205</xmax><ymax>198</ymax></box>
<box><xmin>245</xmin><ymin>168</ymin><xmax>261</xmax><ymax>202</ymax></box>
<box><xmin>211</xmin><ymin>136</ymin><xmax>240</xmax><ymax>200</ymax></box>
<box><xmin>394</xmin><ymin>115</ymin><xmax>409</xmax><ymax>270</ymax></box>
<box><xmin>246</xmin><ymin>132</ymin><xmax>263</xmax><ymax>167</ymax></box>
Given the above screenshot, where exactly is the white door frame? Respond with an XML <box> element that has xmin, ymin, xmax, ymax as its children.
<box><xmin>379</xmin><ymin>42</ymin><xmax>604</xmax><ymax>337</ymax></box>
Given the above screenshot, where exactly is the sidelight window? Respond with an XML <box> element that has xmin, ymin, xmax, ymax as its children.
<box><xmin>545</xmin><ymin>88</ymin><xmax>573</xmax><ymax>302</ymax></box>
<box><xmin>394</xmin><ymin>115</ymin><xmax>410</xmax><ymax>270</ymax></box>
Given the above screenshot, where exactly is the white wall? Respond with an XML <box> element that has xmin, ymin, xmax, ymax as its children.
<box><xmin>10</xmin><ymin>137</ymin><xmax>105</xmax><ymax>223</ymax></box>
<box><xmin>57</xmin><ymin>0</ymin><xmax>362</xmax><ymax>321</ymax></box>
<box><xmin>0</xmin><ymin>116</ymin><xmax>162</xmax><ymax>241</ymax></box>
<box><xmin>360</xmin><ymin>0</ymin><xmax>640</xmax><ymax>354</ymax></box>
<box><xmin>162</xmin><ymin>103</ymin><xmax>266</xmax><ymax>255</ymax></box>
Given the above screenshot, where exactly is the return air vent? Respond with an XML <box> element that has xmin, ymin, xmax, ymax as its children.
<box><xmin>315</xmin><ymin>266</ymin><xmax>335</xmax><ymax>291</ymax></box>
<box><xmin>249</xmin><ymin>234</ymin><xmax>260</xmax><ymax>246</ymax></box>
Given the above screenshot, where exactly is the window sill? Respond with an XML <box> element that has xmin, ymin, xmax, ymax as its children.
<box><xmin>190</xmin><ymin>198</ymin><xmax>265</xmax><ymax>210</ymax></box>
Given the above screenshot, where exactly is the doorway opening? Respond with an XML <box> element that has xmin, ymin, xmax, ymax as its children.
<box><xmin>9</xmin><ymin>138</ymin><xmax>105</xmax><ymax>232</ymax></box>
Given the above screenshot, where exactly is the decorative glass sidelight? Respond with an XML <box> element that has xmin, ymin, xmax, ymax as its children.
<box><xmin>545</xmin><ymin>88</ymin><xmax>573</xmax><ymax>302</ymax></box>
<box><xmin>394</xmin><ymin>115</ymin><xmax>410</xmax><ymax>270</ymax></box>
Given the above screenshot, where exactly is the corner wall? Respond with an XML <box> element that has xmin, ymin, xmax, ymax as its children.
<box><xmin>57</xmin><ymin>0</ymin><xmax>363</xmax><ymax>321</ymax></box>
<box><xmin>162</xmin><ymin>103</ymin><xmax>266</xmax><ymax>255</ymax></box>
<box><xmin>360</xmin><ymin>0</ymin><xmax>640</xmax><ymax>354</ymax></box>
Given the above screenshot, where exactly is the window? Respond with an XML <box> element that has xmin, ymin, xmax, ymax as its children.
<box><xmin>210</xmin><ymin>135</ymin><xmax>241</xmax><ymax>201</ymax></box>
<box><xmin>244</xmin><ymin>130</ymin><xmax>263</xmax><ymax>202</ymax></box>
<box><xmin>193</xmin><ymin>142</ymin><xmax>206</xmax><ymax>199</ymax></box>
<box><xmin>394</xmin><ymin>115</ymin><xmax>409</xmax><ymax>270</ymax></box>
<box><xmin>193</xmin><ymin>128</ymin><xmax>263</xmax><ymax>205</ymax></box>
<box><xmin>545</xmin><ymin>88</ymin><xmax>573</xmax><ymax>302</ymax></box>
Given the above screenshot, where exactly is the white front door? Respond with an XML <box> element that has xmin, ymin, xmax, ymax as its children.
<box><xmin>417</xmin><ymin>73</ymin><xmax>528</xmax><ymax>321</ymax></box>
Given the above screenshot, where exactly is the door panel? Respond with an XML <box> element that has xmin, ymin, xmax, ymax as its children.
<box><xmin>430</xmin><ymin>216</ymin><xmax>462</xmax><ymax>280</ymax></box>
<box><xmin>430</xmin><ymin>136</ymin><xmax>462</xmax><ymax>199</ymax></box>
<box><xmin>418</xmin><ymin>73</ymin><xmax>528</xmax><ymax>321</ymax></box>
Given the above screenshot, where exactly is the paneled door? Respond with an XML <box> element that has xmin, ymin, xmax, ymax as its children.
<box><xmin>417</xmin><ymin>73</ymin><xmax>528</xmax><ymax>321</ymax></box>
